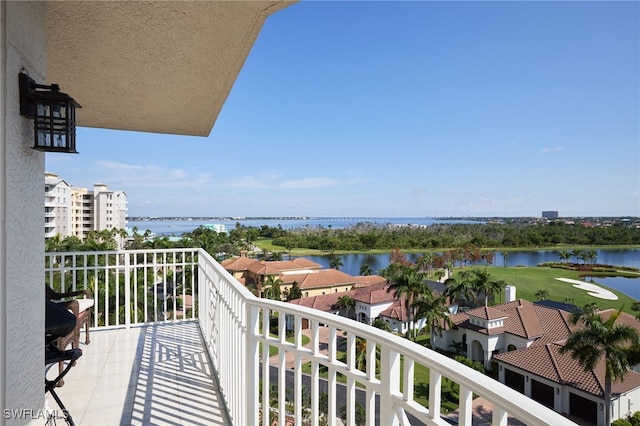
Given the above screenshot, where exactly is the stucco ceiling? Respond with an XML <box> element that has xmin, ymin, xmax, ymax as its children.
<box><xmin>45</xmin><ymin>1</ymin><xmax>293</xmax><ymax>136</ymax></box>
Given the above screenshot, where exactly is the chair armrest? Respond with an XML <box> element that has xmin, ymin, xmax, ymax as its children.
<box><xmin>47</xmin><ymin>287</ymin><xmax>90</xmax><ymax>300</ymax></box>
<box><xmin>58</xmin><ymin>300</ymin><xmax>80</xmax><ymax>317</ymax></box>
<box><xmin>60</xmin><ymin>289</ymin><xmax>90</xmax><ymax>298</ymax></box>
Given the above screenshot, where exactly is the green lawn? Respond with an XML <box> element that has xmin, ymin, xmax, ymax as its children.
<box><xmin>473</xmin><ymin>266</ymin><xmax>636</xmax><ymax>314</ymax></box>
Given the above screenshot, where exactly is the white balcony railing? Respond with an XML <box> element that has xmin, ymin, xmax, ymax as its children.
<box><xmin>45</xmin><ymin>249</ymin><xmax>576</xmax><ymax>426</ymax></box>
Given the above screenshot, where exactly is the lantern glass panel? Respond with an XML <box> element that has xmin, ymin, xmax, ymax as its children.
<box><xmin>33</xmin><ymin>99</ymin><xmax>77</xmax><ymax>153</ymax></box>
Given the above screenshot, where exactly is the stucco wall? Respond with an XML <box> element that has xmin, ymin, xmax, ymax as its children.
<box><xmin>2</xmin><ymin>2</ymin><xmax>47</xmax><ymax>424</ymax></box>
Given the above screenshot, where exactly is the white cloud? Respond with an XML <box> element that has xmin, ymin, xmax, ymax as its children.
<box><xmin>278</xmin><ymin>178</ymin><xmax>339</xmax><ymax>189</ymax></box>
<box><xmin>540</xmin><ymin>146</ymin><xmax>564</xmax><ymax>154</ymax></box>
<box><xmin>93</xmin><ymin>161</ymin><xmax>213</xmax><ymax>189</ymax></box>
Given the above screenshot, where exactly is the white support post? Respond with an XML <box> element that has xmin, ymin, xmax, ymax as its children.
<box><xmin>429</xmin><ymin>370</ymin><xmax>442</xmax><ymax>421</ymax></box>
<box><xmin>246</xmin><ymin>305</ymin><xmax>260</xmax><ymax>426</ymax></box>
<box><xmin>328</xmin><ymin>365</ymin><xmax>337</xmax><ymax>426</ymax></box>
<box><xmin>380</xmin><ymin>346</ymin><xmax>400</xmax><ymax>425</ymax></box>
<box><xmin>492</xmin><ymin>405</ymin><xmax>508</xmax><ymax>426</ymax></box>
<box><xmin>311</xmin><ymin>361</ymin><xmax>319</xmax><ymax>426</ymax></box>
<box><xmin>124</xmin><ymin>252</ymin><xmax>131</xmax><ymax>328</ymax></box>
<box><xmin>459</xmin><ymin>385</ymin><xmax>473</xmax><ymax>426</ymax></box>
<box><xmin>403</xmin><ymin>356</ymin><xmax>414</xmax><ymax>402</ymax></box>
<box><xmin>294</xmin><ymin>354</ymin><xmax>302</xmax><ymax>426</ymax></box>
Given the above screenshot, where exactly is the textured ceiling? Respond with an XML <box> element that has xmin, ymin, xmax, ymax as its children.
<box><xmin>45</xmin><ymin>1</ymin><xmax>292</xmax><ymax>136</ymax></box>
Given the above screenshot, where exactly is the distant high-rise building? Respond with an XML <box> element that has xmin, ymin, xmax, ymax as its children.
<box><xmin>542</xmin><ymin>211</ymin><xmax>559</xmax><ymax>219</ymax></box>
<box><xmin>45</xmin><ymin>172</ymin><xmax>73</xmax><ymax>239</ymax></box>
<box><xmin>45</xmin><ymin>173</ymin><xmax>128</xmax><ymax>247</ymax></box>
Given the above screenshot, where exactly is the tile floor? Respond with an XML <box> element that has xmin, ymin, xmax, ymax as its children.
<box><xmin>45</xmin><ymin>321</ymin><xmax>231</xmax><ymax>426</ymax></box>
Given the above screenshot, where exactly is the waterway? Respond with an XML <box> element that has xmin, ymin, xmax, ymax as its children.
<box><xmin>127</xmin><ymin>217</ymin><xmax>481</xmax><ymax>235</ymax></box>
<box><xmin>127</xmin><ymin>218</ymin><xmax>640</xmax><ymax>300</ymax></box>
<box><xmin>302</xmin><ymin>250</ymin><xmax>640</xmax><ymax>300</ymax></box>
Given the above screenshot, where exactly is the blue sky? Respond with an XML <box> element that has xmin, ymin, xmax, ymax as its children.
<box><xmin>47</xmin><ymin>1</ymin><xmax>640</xmax><ymax>218</ymax></box>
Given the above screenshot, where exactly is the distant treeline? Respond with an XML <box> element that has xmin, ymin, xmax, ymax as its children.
<box><xmin>267</xmin><ymin>221</ymin><xmax>640</xmax><ymax>251</ymax></box>
<box><xmin>45</xmin><ymin>221</ymin><xmax>639</xmax><ymax>257</ymax></box>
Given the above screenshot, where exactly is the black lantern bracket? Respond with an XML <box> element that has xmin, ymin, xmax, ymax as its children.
<box><xmin>19</xmin><ymin>71</ymin><xmax>81</xmax><ymax>154</ymax></box>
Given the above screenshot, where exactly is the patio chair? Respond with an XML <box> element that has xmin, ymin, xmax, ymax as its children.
<box><xmin>46</xmin><ymin>285</ymin><xmax>93</xmax><ymax>384</ymax></box>
<box><xmin>46</xmin><ymin>285</ymin><xmax>93</xmax><ymax>346</ymax></box>
<box><xmin>45</xmin><ymin>299</ymin><xmax>82</xmax><ymax>426</ymax></box>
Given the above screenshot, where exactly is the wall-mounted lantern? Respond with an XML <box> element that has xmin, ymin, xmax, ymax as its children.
<box><xmin>19</xmin><ymin>72</ymin><xmax>81</xmax><ymax>153</ymax></box>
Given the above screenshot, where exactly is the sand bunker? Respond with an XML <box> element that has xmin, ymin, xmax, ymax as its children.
<box><xmin>555</xmin><ymin>278</ymin><xmax>618</xmax><ymax>300</ymax></box>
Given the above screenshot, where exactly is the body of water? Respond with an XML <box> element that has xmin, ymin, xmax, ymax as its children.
<box><xmin>302</xmin><ymin>249</ymin><xmax>640</xmax><ymax>300</ymax></box>
<box><xmin>128</xmin><ymin>217</ymin><xmax>481</xmax><ymax>236</ymax></box>
<box><xmin>127</xmin><ymin>218</ymin><xmax>640</xmax><ymax>300</ymax></box>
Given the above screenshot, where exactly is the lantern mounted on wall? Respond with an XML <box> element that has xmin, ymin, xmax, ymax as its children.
<box><xmin>19</xmin><ymin>72</ymin><xmax>81</xmax><ymax>153</ymax></box>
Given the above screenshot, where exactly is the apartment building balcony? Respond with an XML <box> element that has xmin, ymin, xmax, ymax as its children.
<box><xmin>44</xmin><ymin>249</ymin><xmax>576</xmax><ymax>426</ymax></box>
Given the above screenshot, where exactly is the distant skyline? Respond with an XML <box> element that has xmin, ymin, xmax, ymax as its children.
<box><xmin>47</xmin><ymin>1</ymin><xmax>640</xmax><ymax>218</ymax></box>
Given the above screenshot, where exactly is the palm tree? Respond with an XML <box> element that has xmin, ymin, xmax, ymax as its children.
<box><xmin>560</xmin><ymin>306</ymin><xmax>640</xmax><ymax>426</ymax></box>
<box><xmin>359</xmin><ymin>263</ymin><xmax>372</xmax><ymax>276</ymax></box>
<box><xmin>329</xmin><ymin>255</ymin><xmax>343</xmax><ymax>270</ymax></box>
<box><xmin>571</xmin><ymin>249</ymin><xmax>584</xmax><ymax>264</ymax></box>
<box><xmin>386</xmin><ymin>264</ymin><xmax>428</xmax><ymax>341</ymax></box>
<box><xmin>535</xmin><ymin>289</ymin><xmax>549</xmax><ymax>301</ymax></box>
<box><xmin>336</xmin><ymin>295</ymin><xmax>356</xmax><ymax>319</ymax></box>
<box><xmin>584</xmin><ymin>249</ymin><xmax>597</xmax><ymax>264</ymax></box>
<box><xmin>263</xmin><ymin>275</ymin><xmax>283</xmax><ymax>301</ymax></box>
<box><xmin>470</xmin><ymin>268</ymin><xmax>503</xmax><ymax>306</ymax></box>
<box><xmin>443</xmin><ymin>270</ymin><xmax>475</xmax><ymax>308</ymax></box>
<box><xmin>559</xmin><ymin>250</ymin><xmax>571</xmax><ymax>263</ymax></box>
<box><xmin>632</xmin><ymin>301</ymin><xmax>640</xmax><ymax>321</ymax></box>
<box><xmin>501</xmin><ymin>251</ymin><xmax>510</xmax><ymax>268</ymax></box>
<box><xmin>413</xmin><ymin>294</ymin><xmax>452</xmax><ymax>348</ymax></box>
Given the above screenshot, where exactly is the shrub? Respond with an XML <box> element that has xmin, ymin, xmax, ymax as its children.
<box><xmin>612</xmin><ymin>419</ymin><xmax>631</xmax><ymax>426</ymax></box>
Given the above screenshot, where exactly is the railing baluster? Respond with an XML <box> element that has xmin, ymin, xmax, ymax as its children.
<box><xmin>429</xmin><ymin>369</ymin><xmax>442</xmax><ymax>420</ymax></box>
<box><xmin>43</xmin><ymin>249</ymin><xmax>576</xmax><ymax>426</ymax></box>
<box><xmin>124</xmin><ymin>252</ymin><xmax>130</xmax><ymax>328</ymax></box>
<box><xmin>493</xmin><ymin>405</ymin><xmax>508</xmax><ymax>426</ymax></box>
<box><xmin>459</xmin><ymin>385</ymin><xmax>473</xmax><ymax>426</ymax></box>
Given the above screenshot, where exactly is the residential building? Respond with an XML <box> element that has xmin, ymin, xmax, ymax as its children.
<box><xmin>44</xmin><ymin>172</ymin><xmax>72</xmax><ymax>239</ymax></box>
<box><xmin>204</xmin><ymin>223</ymin><xmax>227</xmax><ymax>233</ymax></box>
<box><xmin>290</xmin><ymin>278</ymin><xmax>447</xmax><ymax>335</ymax></box>
<box><xmin>45</xmin><ymin>174</ymin><xmax>128</xmax><ymax>246</ymax></box>
<box><xmin>434</xmin><ymin>298</ymin><xmax>640</xmax><ymax>425</ymax></box>
<box><xmin>221</xmin><ymin>256</ymin><xmax>360</xmax><ymax>298</ymax></box>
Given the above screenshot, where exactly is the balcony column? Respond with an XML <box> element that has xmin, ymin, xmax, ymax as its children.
<box><xmin>1</xmin><ymin>2</ymin><xmax>48</xmax><ymax>425</ymax></box>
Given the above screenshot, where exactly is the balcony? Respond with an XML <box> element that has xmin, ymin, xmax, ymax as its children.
<box><xmin>45</xmin><ymin>249</ymin><xmax>576</xmax><ymax>426</ymax></box>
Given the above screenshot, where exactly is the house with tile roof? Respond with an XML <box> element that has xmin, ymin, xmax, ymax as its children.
<box><xmin>436</xmin><ymin>298</ymin><xmax>640</xmax><ymax>426</ymax></box>
<box><xmin>220</xmin><ymin>256</ymin><xmax>360</xmax><ymax>299</ymax></box>
<box><xmin>290</xmin><ymin>278</ymin><xmax>446</xmax><ymax>335</ymax></box>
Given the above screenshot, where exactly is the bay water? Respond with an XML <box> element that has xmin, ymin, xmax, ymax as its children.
<box><xmin>128</xmin><ymin>218</ymin><xmax>639</xmax><ymax>300</ymax></box>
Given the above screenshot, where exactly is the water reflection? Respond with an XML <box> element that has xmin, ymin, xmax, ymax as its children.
<box><xmin>301</xmin><ymin>248</ymin><xmax>640</xmax><ymax>300</ymax></box>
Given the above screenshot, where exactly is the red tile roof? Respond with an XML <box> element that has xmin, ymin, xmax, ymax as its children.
<box><xmin>495</xmin><ymin>342</ymin><xmax>640</xmax><ymax>397</ymax></box>
<box><xmin>289</xmin><ymin>293</ymin><xmax>342</xmax><ymax>312</ymax></box>
<box><xmin>220</xmin><ymin>256</ymin><xmax>323</xmax><ymax>275</ymax></box>
<box><xmin>353</xmin><ymin>275</ymin><xmax>387</xmax><ymax>288</ymax></box>
<box><xmin>466</xmin><ymin>306</ymin><xmax>508</xmax><ymax>320</ymax></box>
<box><xmin>380</xmin><ymin>300</ymin><xmax>408</xmax><ymax>322</ymax></box>
<box><xmin>454</xmin><ymin>300</ymin><xmax>546</xmax><ymax>339</ymax></box>
<box><xmin>492</xmin><ymin>305</ymin><xmax>640</xmax><ymax>397</ymax></box>
<box><xmin>220</xmin><ymin>256</ymin><xmax>258</xmax><ymax>271</ymax></box>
